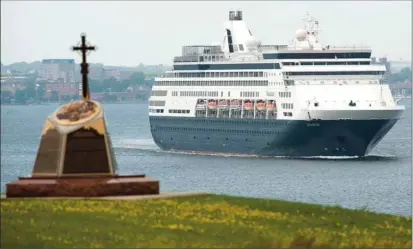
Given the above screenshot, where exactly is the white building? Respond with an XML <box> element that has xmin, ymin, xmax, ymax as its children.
<box><xmin>38</xmin><ymin>59</ymin><xmax>75</xmax><ymax>83</ymax></box>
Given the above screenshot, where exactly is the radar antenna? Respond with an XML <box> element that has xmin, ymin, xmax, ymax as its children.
<box><xmin>302</xmin><ymin>12</ymin><xmax>322</xmax><ymax>47</ymax></box>
<box><xmin>303</xmin><ymin>12</ymin><xmax>320</xmax><ymax>33</ymax></box>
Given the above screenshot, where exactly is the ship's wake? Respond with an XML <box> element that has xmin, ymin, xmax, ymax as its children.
<box><xmin>112</xmin><ymin>138</ymin><xmax>398</xmax><ymax>161</ymax></box>
<box><xmin>112</xmin><ymin>138</ymin><xmax>160</xmax><ymax>152</ymax></box>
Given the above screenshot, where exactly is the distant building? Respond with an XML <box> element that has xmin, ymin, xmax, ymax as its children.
<box><xmin>44</xmin><ymin>83</ymin><xmax>79</xmax><ymax>96</ymax></box>
<box><xmin>38</xmin><ymin>59</ymin><xmax>75</xmax><ymax>83</ymax></box>
<box><xmin>103</xmin><ymin>68</ymin><xmax>121</xmax><ymax>80</ymax></box>
<box><xmin>0</xmin><ymin>70</ymin><xmax>28</xmax><ymax>83</ymax></box>
<box><xmin>89</xmin><ymin>67</ymin><xmax>104</xmax><ymax>81</ymax></box>
<box><xmin>0</xmin><ymin>82</ymin><xmax>25</xmax><ymax>94</ymax></box>
<box><xmin>120</xmin><ymin>71</ymin><xmax>133</xmax><ymax>81</ymax></box>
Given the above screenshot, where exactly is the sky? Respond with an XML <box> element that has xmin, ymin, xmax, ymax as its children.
<box><xmin>1</xmin><ymin>1</ymin><xmax>412</xmax><ymax>66</ymax></box>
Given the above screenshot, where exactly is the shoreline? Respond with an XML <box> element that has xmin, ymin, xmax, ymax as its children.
<box><xmin>0</xmin><ymin>100</ymin><xmax>149</xmax><ymax>106</ymax></box>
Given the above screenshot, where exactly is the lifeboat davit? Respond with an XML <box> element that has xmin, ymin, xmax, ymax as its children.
<box><xmin>256</xmin><ymin>101</ymin><xmax>266</xmax><ymax>111</ymax></box>
<box><xmin>244</xmin><ymin>101</ymin><xmax>253</xmax><ymax>111</ymax></box>
<box><xmin>208</xmin><ymin>100</ymin><xmax>217</xmax><ymax>110</ymax></box>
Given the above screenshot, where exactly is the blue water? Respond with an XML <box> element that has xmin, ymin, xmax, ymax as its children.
<box><xmin>1</xmin><ymin>99</ymin><xmax>411</xmax><ymax>216</ymax></box>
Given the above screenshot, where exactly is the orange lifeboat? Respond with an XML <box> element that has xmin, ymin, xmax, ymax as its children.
<box><xmin>208</xmin><ymin>100</ymin><xmax>217</xmax><ymax>110</ymax></box>
<box><xmin>244</xmin><ymin>101</ymin><xmax>253</xmax><ymax>111</ymax></box>
<box><xmin>256</xmin><ymin>101</ymin><xmax>266</xmax><ymax>111</ymax></box>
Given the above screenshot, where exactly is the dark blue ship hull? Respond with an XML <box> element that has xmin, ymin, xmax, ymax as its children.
<box><xmin>149</xmin><ymin>116</ymin><xmax>398</xmax><ymax>157</ymax></box>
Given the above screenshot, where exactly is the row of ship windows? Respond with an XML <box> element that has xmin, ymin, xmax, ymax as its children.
<box><xmin>149</xmin><ymin>109</ymin><xmax>190</xmax><ymax>114</ymax></box>
<box><xmin>165</xmin><ymin>71</ymin><xmax>265</xmax><ymax>78</ymax></box>
<box><xmin>149</xmin><ymin>109</ymin><xmax>164</xmax><ymax>113</ymax></box>
<box><xmin>240</xmin><ymin>91</ymin><xmax>259</xmax><ymax>98</ymax></box>
<box><xmin>279</xmin><ymin>92</ymin><xmax>292</xmax><ymax>98</ymax></box>
<box><xmin>149</xmin><ymin>109</ymin><xmax>294</xmax><ymax>117</ymax></box>
<box><xmin>263</xmin><ymin>52</ymin><xmax>371</xmax><ymax>59</ymax></box>
<box><xmin>152</xmin><ymin>90</ymin><xmax>292</xmax><ymax>99</ymax></box>
<box><xmin>155</xmin><ymin>80</ymin><xmax>268</xmax><ymax>87</ymax></box>
<box><xmin>150</xmin><ymin>117</ymin><xmax>298</xmax><ymax>125</ymax></box>
<box><xmin>179</xmin><ymin>91</ymin><xmax>219</xmax><ymax>97</ymax></box>
<box><xmin>164</xmin><ymin>69</ymin><xmax>378</xmax><ymax>79</ymax></box>
<box><xmin>169</xmin><ymin>109</ymin><xmax>190</xmax><ymax>114</ymax></box>
<box><xmin>284</xmin><ymin>71</ymin><xmax>385</xmax><ymax>76</ymax></box>
<box><xmin>151</xmin><ymin>90</ymin><xmax>168</xmax><ymax>96</ymax></box>
<box><xmin>149</xmin><ymin>100</ymin><xmax>166</xmax><ymax>106</ymax></box>
<box><xmin>282</xmin><ymin>61</ymin><xmax>371</xmax><ymax>66</ymax></box>
<box><xmin>152</xmin><ymin>126</ymin><xmax>288</xmax><ymax>135</ymax></box>
<box><xmin>281</xmin><ymin>104</ymin><xmax>293</xmax><ymax>109</ymax></box>
<box><xmin>173</xmin><ymin>63</ymin><xmax>281</xmax><ymax>71</ymax></box>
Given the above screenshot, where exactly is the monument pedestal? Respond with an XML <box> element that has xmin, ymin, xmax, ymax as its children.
<box><xmin>6</xmin><ymin>100</ymin><xmax>160</xmax><ymax>198</ymax></box>
<box><xmin>6</xmin><ymin>175</ymin><xmax>159</xmax><ymax>198</ymax></box>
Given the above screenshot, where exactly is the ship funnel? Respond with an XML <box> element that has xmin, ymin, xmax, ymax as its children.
<box><xmin>229</xmin><ymin>10</ymin><xmax>243</xmax><ymax>21</ymax></box>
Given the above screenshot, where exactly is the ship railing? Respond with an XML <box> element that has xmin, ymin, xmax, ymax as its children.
<box><xmin>173</xmin><ymin>54</ymin><xmax>227</xmax><ymax>63</ymax></box>
<box><xmin>259</xmin><ymin>45</ymin><xmax>289</xmax><ymax>52</ymax></box>
<box><xmin>282</xmin><ymin>45</ymin><xmax>371</xmax><ymax>51</ymax></box>
<box><xmin>260</xmin><ymin>44</ymin><xmax>371</xmax><ymax>52</ymax></box>
<box><xmin>182</xmin><ymin>45</ymin><xmax>223</xmax><ymax>56</ymax></box>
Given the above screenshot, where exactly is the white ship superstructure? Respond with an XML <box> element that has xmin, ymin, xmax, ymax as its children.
<box><xmin>148</xmin><ymin>11</ymin><xmax>405</xmax><ymax>157</ymax></box>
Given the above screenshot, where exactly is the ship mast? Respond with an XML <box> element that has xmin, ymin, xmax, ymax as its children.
<box><xmin>302</xmin><ymin>12</ymin><xmax>322</xmax><ymax>49</ymax></box>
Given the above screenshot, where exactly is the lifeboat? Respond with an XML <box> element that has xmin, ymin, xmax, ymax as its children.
<box><xmin>256</xmin><ymin>101</ymin><xmax>266</xmax><ymax>111</ymax></box>
<box><xmin>196</xmin><ymin>99</ymin><xmax>206</xmax><ymax>110</ymax></box>
<box><xmin>208</xmin><ymin>100</ymin><xmax>217</xmax><ymax>110</ymax></box>
<box><xmin>267</xmin><ymin>101</ymin><xmax>276</xmax><ymax>111</ymax></box>
<box><xmin>218</xmin><ymin>100</ymin><xmax>229</xmax><ymax>109</ymax></box>
<box><xmin>230</xmin><ymin>99</ymin><xmax>241</xmax><ymax>109</ymax></box>
<box><xmin>244</xmin><ymin>101</ymin><xmax>253</xmax><ymax>111</ymax></box>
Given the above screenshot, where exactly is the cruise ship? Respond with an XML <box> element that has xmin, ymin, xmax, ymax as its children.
<box><xmin>148</xmin><ymin>11</ymin><xmax>405</xmax><ymax>157</ymax></box>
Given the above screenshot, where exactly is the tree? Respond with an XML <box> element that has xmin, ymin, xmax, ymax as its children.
<box><xmin>35</xmin><ymin>83</ymin><xmax>45</xmax><ymax>101</ymax></box>
<box><xmin>389</xmin><ymin>67</ymin><xmax>412</xmax><ymax>83</ymax></box>
<box><xmin>129</xmin><ymin>72</ymin><xmax>145</xmax><ymax>85</ymax></box>
<box><xmin>1</xmin><ymin>91</ymin><xmax>12</xmax><ymax>104</ymax></box>
<box><xmin>101</xmin><ymin>77</ymin><xmax>118</xmax><ymax>92</ymax></box>
<box><xmin>89</xmin><ymin>78</ymin><xmax>105</xmax><ymax>93</ymax></box>
<box><xmin>14</xmin><ymin>89</ymin><xmax>26</xmax><ymax>104</ymax></box>
<box><xmin>50</xmin><ymin>91</ymin><xmax>59</xmax><ymax>102</ymax></box>
<box><xmin>399</xmin><ymin>67</ymin><xmax>412</xmax><ymax>81</ymax></box>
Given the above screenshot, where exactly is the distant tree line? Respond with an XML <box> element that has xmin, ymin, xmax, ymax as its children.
<box><xmin>1</xmin><ymin>71</ymin><xmax>154</xmax><ymax>105</ymax></box>
<box><xmin>389</xmin><ymin>67</ymin><xmax>411</xmax><ymax>83</ymax></box>
<box><xmin>88</xmin><ymin>72</ymin><xmax>149</xmax><ymax>93</ymax></box>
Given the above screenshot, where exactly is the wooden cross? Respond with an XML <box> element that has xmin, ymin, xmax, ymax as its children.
<box><xmin>72</xmin><ymin>34</ymin><xmax>96</xmax><ymax>101</ymax></box>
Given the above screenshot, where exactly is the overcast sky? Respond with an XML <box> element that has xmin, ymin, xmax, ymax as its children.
<box><xmin>1</xmin><ymin>1</ymin><xmax>411</xmax><ymax>66</ymax></box>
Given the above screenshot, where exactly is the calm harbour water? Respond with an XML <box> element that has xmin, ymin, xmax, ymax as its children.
<box><xmin>1</xmin><ymin>100</ymin><xmax>411</xmax><ymax>216</ymax></box>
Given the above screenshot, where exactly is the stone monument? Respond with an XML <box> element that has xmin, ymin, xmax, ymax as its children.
<box><xmin>6</xmin><ymin>34</ymin><xmax>159</xmax><ymax>198</ymax></box>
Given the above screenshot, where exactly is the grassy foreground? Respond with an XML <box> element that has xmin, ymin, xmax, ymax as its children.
<box><xmin>1</xmin><ymin>194</ymin><xmax>411</xmax><ymax>248</ymax></box>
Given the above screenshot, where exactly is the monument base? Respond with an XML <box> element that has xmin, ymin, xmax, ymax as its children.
<box><xmin>5</xmin><ymin>175</ymin><xmax>159</xmax><ymax>198</ymax></box>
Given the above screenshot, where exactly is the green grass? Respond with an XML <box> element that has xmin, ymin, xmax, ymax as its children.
<box><xmin>1</xmin><ymin>194</ymin><xmax>411</xmax><ymax>248</ymax></box>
